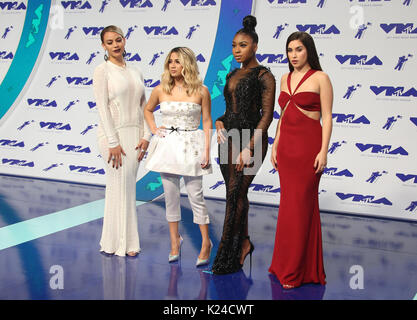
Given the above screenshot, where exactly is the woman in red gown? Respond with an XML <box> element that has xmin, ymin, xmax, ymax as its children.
<box><xmin>269</xmin><ymin>32</ymin><xmax>333</xmax><ymax>289</ymax></box>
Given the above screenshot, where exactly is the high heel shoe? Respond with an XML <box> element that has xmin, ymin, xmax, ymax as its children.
<box><xmin>169</xmin><ymin>235</ymin><xmax>183</xmax><ymax>263</ymax></box>
<box><xmin>240</xmin><ymin>236</ymin><xmax>255</xmax><ymax>273</ymax></box>
<box><xmin>196</xmin><ymin>239</ymin><xmax>213</xmax><ymax>267</ymax></box>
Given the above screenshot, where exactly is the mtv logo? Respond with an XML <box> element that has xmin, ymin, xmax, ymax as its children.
<box><xmin>332</xmin><ymin>114</ymin><xmax>370</xmax><ymax>124</ymax></box>
<box><xmin>61</xmin><ymin>1</ymin><xmax>92</xmax><ymax>9</ymax></box>
<box><xmin>296</xmin><ymin>24</ymin><xmax>340</xmax><ymax>34</ymax></box>
<box><xmin>355</xmin><ymin>143</ymin><xmax>408</xmax><ymax>155</ymax></box>
<box><xmin>335</xmin><ymin>55</ymin><xmax>383</xmax><ymax>65</ymax></box>
<box><xmin>82</xmin><ymin>27</ymin><xmax>104</xmax><ymax>36</ymax></box>
<box><xmin>120</xmin><ymin>0</ymin><xmax>153</xmax><ymax>8</ymax></box>
<box><xmin>143</xmin><ymin>26</ymin><xmax>178</xmax><ymax>36</ymax></box>
<box><xmin>0</xmin><ymin>139</ymin><xmax>25</xmax><ymax>147</ymax></box>
<box><xmin>0</xmin><ymin>2</ymin><xmax>26</xmax><ymax>10</ymax></box>
<box><xmin>380</xmin><ymin>23</ymin><xmax>417</xmax><ymax>34</ymax></box>
<box><xmin>336</xmin><ymin>192</ymin><xmax>392</xmax><ymax>205</ymax></box>
<box><xmin>256</xmin><ymin>53</ymin><xmax>288</xmax><ymax>64</ymax></box>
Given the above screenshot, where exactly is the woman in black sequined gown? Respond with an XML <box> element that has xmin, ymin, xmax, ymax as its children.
<box><xmin>212</xmin><ymin>16</ymin><xmax>276</xmax><ymax>274</ymax></box>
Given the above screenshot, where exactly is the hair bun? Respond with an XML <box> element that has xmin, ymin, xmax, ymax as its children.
<box><xmin>242</xmin><ymin>15</ymin><xmax>257</xmax><ymax>31</ymax></box>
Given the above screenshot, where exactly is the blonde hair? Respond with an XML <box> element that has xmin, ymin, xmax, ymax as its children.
<box><xmin>100</xmin><ymin>25</ymin><xmax>124</xmax><ymax>43</ymax></box>
<box><xmin>161</xmin><ymin>47</ymin><xmax>203</xmax><ymax>96</ymax></box>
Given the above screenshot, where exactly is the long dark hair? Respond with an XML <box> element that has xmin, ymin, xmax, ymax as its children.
<box><xmin>286</xmin><ymin>31</ymin><xmax>322</xmax><ymax>72</ymax></box>
<box><xmin>235</xmin><ymin>15</ymin><xmax>258</xmax><ymax>44</ymax></box>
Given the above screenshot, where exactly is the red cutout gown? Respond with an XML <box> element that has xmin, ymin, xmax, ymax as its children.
<box><xmin>268</xmin><ymin>69</ymin><xmax>326</xmax><ymax>287</ymax></box>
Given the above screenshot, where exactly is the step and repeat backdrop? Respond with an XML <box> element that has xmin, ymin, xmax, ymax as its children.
<box><xmin>0</xmin><ymin>0</ymin><xmax>416</xmax><ymax>221</ymax></box>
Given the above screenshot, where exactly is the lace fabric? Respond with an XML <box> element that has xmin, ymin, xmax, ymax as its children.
<box><xmin>212</xmin><ymin>66</ymin><xmax>276</xmax><ymax>274</ymax></box>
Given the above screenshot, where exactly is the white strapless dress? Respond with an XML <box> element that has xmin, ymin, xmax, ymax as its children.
<box><xmin>145</xmin><ymin>101</ymin><xmax>212</xmax><ymax>176</ymax></box>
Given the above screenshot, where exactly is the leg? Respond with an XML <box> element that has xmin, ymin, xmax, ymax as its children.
<box><xmin>183</xmin><ymin>176</ymin><xmax>211</xmax><ymax>260</ymax></box>
<box><xmin>160</xmin><ymin>173</ymin><xmax>182</xmax><ymax>256</ymax></box>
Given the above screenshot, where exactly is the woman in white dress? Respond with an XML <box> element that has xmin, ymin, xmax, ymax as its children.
<box><xmin>93</xmin><ymin>25</ymin><xmax>151</xmax><ymax>257</ymax></box>
<box><xmin>144</xmin><ymin>47</ymin><xmax>213</xmax><ymax>266</ymax></box>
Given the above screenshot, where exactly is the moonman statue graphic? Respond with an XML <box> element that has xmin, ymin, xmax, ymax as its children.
<box><xmin>394</xmin><ymin>54</ymin><xmax>412</xmax><ymax>71</ymax></box>
<box><xmin>1</xmin><ymin>26</ymin><xmax>13</xmax><ymax>39</ymax></box>
<box><xmin>343</xmin><ymin>84</ymin><xmax>360</xmax><ymax>99</ymax></box>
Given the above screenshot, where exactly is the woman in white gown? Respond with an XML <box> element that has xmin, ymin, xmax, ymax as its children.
<box><xmin>93</xmin><ymin>25</ymin><xmax>151</xmax><ymax>257</ymax></box>
<box><xmin>144</xmin><ymin>47</ymin><xmax>213</xmax><ymax>266</ymax></box>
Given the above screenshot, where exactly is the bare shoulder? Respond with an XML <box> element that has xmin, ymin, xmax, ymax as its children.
<box><xmin>201</xmin><ymin>85</ymin><xmax>210</xmax><ymax>97</ymax></box>
<box><xmin>281</xmin><ymin>72</ymin><xmax>290</xmax><ymax>83</ymax></box>
<box><xmin>314</xmin><ymin>70</ymin><xmax>331</xmax><ymax>82</ymax></box>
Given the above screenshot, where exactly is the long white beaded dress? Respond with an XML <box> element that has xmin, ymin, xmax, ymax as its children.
<box><xmin>93</xmin><ymin>60</ymin><xmax>151</xmax><ymax>256</ymax></box>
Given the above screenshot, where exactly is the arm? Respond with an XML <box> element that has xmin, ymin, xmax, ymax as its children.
<box><xmin>201</xmin><ymin>86</ymin><xmax>213</xmax><ymax>168</ymax></box>
<box><xmin>143</xmin><ymin>85</ymin><xmax>162</xmax><ymax>135</ymax></box>
<box><xmin>137</xmin><ymin>69</ymin><xmax>152</xmax><ymax>142</ymax></box>
<box><xmin>247</xmin><ymin>70</ymin><xmax>276</xmax><ymax>152</ymax></box>
<box><xmin>314</xmin><ymin>72</ymin><xmax>333</xmax><ymax>173</ymax></box>
<box><xmin>93</xmin><ymin>65</ymin><xmax>125</xmax><ymax>169</ymax></box>
<box><xmin>270</xmin><ymin>74</ymin><xmax>287</xmax><ymax>170</ymax></box>
<box><xmin>92</xmin><ymin>65</ymin><xmax>119</xmax><ymax>148</ymax></box>
<box><xmin>237</xmin><ymin>70</ymin><xmax>276</xmax><ymax>171</ymax></box>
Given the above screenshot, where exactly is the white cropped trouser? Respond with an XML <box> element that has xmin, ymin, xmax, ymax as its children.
<box><xmin>160</xmin><ymin>173</ymin><xmax>210</xmax><ymax>225</ymax></box>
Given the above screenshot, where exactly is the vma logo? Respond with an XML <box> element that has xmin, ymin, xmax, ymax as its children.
<box><xmin>380</xmin><ymin>23</ymin><xmax>417</xmax><ymax>34</ymax></box>
<box><xmin>0</xmin><ymin>2</ymin><xmax>26</xmax><ymax>10</ymax></box>
<box><xmin>1</xmin><ymin>158</ymin><xmax>34</xmax><ymax>167</ymax></box>
<box><xmin>49</xmin><ymin>52</ymin><xmax>80</xmax><ymax>61</ymax></box>
<box><xmin>66</xmin><ymin>76</ymin><xmax>93</xmax><ymax>86</ymax></box>
<box><xmin>83</xmin><ymin>27</ymin><xmax>104</xmax><ymax>36</ymax></box>
<box><xmin>0</xmin><ymin>139</ymin><xmax>25</xmax><ymax>148</ymax></box>
<box><xmin>27</xmin><ymin>99</ymin><xmax>57</xmax><ymax>108</ymax></box>
<box><xmin>336</xmin><ymin>192</ymin><xmax>393</xmax><ymax>206</ymax></box>
<box><xmin>249</xmin><ymin>184</ymin><xmax>280</xmax><ymax>193</ymax></box>
<box><xmin>57</xmin><ymin>144</ymin><xmax>91</xmax><ymax>153</ymax></box>
<box><xmin>333</xmin><ymin>114</ymin><xmax>370</xmax><ymax>124</ymax></box>
<box><xmin>119</xmin><ymin>0</ymin><xmax>153</xmax><ymax>8</ymax></box>
<box><xmin>296</xmin><ymin>24</ymin><xmax>340</xmax><ymax>35</ymax></box>
<box><xmin>40</xmin><ymin>122</ymin><xmax>72</xmax><ymax>131</ymax></box>
<box><xmin>256</xmin><ymin>53</ymin><xmax>288</xmax><ymax>64</ymax></box>
<box><xmin>410</xmin><ymin>117</ymin><xmax>417</xmax><ymax>127</ymax></box>
<box><xmin>69</xmin><ymin>165</ymin><xmax>105</xmax><ymax>175</ymax></box>
<box><xmin>370</xmin><ymin>86</ymin><xmax>417</xmax><ymax>97</ymax></box>
<box><xmin>61</xmin><ymin>1</ymin><xmax>92</xmax><ymax>9</ymax></box>
<box><xmin>323</xmin><ymin>168</ymin><xmax>354</xmax><ymax>177</ymax></box>
<box><xmin>336</xmin><ymin>55</ymin><xmax>383</xmax><ymax>66</ymax></box>
<box><xmin>396</xmin><ymin>173</ymin><xmax>417</xmax><ymax>184</ymax></box>
<box><xmin>180</xmin><ymin>0</ymin><xmax>216</xmax><ymax>6</ymax></box>
<box><xmin>144</xmin><ymin>26</ymin><xmax>178</xmax><ymax>36</ymax></box>
<box><xmin>0</xmin><ymin>51</ymin><xmax>13</xmax><ymax>60</ymax></box>
<box><xmin>355</xmin><ymin>143</ymin><xmax>408</xmax><ymax>156</ymax></box>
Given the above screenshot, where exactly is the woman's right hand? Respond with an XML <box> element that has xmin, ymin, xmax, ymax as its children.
<box><xmin>153</xmin><ymin>126</ymin><xmax>166</xmax><ymax>138</ymax></box>
<box><xmin>270</xmin><ymin>142</ymin><xmax>278</xmax><ymax>171</ymax></box>
<box><xmin>215</xmin><ymin>121</ymin><xmax>226</xmax><ymax>144</ymax></box>
<box><xmin>108</xmin><ymin>145</ymin><xmax>126</xmax><ymax>169</ymax></box>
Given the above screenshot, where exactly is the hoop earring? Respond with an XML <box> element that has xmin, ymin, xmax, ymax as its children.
<box><xmin>104</xmin><ymin>50</ymin><xmax>108</xmax><ymax>61</ymax></box>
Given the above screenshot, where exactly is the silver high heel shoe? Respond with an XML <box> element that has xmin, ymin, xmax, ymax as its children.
<box><xmin>196</xmin><ymin>239</ymin><xmax>213</xmax><ymax>267</ymax></box>
<box><xmin>169</xmin><ymin>235</ymin><xmax>183</xmax><ymax>263</ymax></box>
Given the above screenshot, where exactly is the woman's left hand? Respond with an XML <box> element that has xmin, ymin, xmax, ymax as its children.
<box><xmin>201</xmin><ymin>150</ymin><xmax>211</xmax><ymax>169</ymax></box>
<box><xmin>136</xmin><ymin>139</ymin><xmax>149</xmax><ymax>162</ymax></box>
<box><xmin>314</xmin><ymin>151</ymin><xmax>327</xmax><ymax>174</ymax></box>
<box><xmin>235</xmin><ymin>148</ymin><xmax>252</xmax><ymax>172</ymax></box>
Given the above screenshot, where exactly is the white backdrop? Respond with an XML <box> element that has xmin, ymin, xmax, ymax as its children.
<box><xmin>0</xmin><ymin>0</ymin><xmax>416</xmax><ymax>221</ymax></box>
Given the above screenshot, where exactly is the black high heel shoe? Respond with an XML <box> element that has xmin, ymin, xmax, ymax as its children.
<box><xmin>240</xmin><ymin>236</ymin><xmax>255</xmax><ymax>274</ymax></box>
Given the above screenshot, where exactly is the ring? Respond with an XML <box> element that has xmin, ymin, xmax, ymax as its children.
<box><xmin>111</xmin><ymin>157</ymin><xmax>116</xmax><ymax>160</ymax></box>
<box><xmin>140</xmin><ymin>149</ymin><xmax>145</xmax><ymax>152</ymax></box>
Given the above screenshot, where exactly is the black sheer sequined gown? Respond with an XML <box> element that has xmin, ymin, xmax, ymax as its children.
<box><xmin>212</xmin><ymin>66</ymin><xmax>276</xmax><ymax>274</ymax></box>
